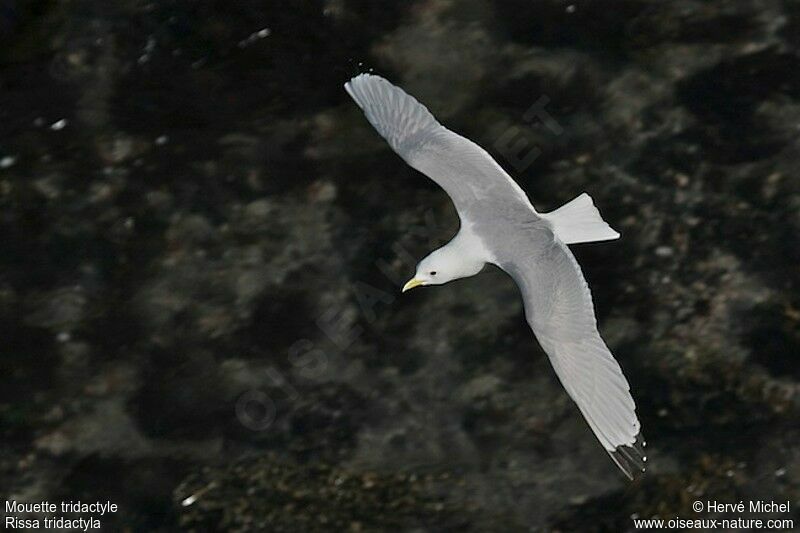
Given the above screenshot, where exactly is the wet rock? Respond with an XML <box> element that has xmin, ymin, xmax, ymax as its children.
<box><xmin>175</xmin><ymin>454</ymin><xmax>468</xmax><ymax>533</ymax></box>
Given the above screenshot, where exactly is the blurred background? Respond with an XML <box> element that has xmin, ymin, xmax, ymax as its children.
<box><xmin>2</xmin><ymin>0</ymin><xmax>799</xmax><ymax>531</ymax></box>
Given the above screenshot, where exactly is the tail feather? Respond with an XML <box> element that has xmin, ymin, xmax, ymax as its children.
<box><xmin>542</xmin><ymin>193</ymin><xmax>620</xmax><ymax>245</ymax></box>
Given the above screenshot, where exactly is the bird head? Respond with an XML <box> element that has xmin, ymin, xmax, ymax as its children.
<box><xmin>402</xmin><ymin>247</ymin><xmax>481</xmax><ymax>292</ymax></box>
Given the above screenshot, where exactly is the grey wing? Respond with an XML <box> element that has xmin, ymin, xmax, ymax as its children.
<box><xmin>345</xmin><ymin>74</ymin><xmax>534</xmax><ymax>221</ymax></box>
<box><xmin>503</xmin><ymin>238</ymin><xmax>646</xmax><ymax>479</ymax></box>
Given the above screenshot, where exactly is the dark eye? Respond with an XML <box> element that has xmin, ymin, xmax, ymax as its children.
<box><xmin>429</xmin><ymin>271</ymin><xmax>437</xmax><ymax>276</ymax></box>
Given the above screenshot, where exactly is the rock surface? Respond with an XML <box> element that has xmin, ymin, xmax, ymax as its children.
<box><xmin>2</xmin><ymin>0</ymin><xmax>799</xmax><ymax>531</ymax></box>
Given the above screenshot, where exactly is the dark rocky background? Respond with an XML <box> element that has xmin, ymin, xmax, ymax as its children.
<box><xmin>2</xmin><ymin>0</ymin><xmax>800</xmax><ymax>531</ymax></box>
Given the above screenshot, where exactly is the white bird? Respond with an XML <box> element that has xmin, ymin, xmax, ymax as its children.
<box><xmin>345</xmin><ymin>74</ymin><xmax>645</xmax><ymax>479</ymax></box>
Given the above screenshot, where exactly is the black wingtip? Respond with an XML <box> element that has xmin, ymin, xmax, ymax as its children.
<box><xmin>608</xmin><ymin>432</ymin><xmax>647</xmax><ymax>481</ymax></box>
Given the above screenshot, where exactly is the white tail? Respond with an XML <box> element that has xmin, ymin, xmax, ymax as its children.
<box><xmin>541</xmin><ymin>193</ymin><xmax>620</xmax><ymax>244</ymax></box>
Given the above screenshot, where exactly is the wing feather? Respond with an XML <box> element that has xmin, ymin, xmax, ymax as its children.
<box><xmin>503</xmin><ymin>239</ymin><xmax>646</xmax><ymax>479</ymax></box>
<box><xmin>345</xmin><ymin>74</ymin><xmax>533</xmax><ymax>220</ymax></box>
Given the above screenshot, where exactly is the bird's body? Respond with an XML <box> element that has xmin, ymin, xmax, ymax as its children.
<box><xmin>345</xmin><ymin>74</ymin><xmax>645</xmax><ymax>479</ymax></box>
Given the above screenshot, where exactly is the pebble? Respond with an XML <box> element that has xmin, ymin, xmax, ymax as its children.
<box><xmin>655</xmin><ymin>246</ymin><xmax>674</xmax><ymax>257</ymax></box>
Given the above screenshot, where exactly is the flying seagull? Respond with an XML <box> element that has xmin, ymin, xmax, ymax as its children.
<box><xmin>345</xmin><ymin>74</ymin><xmax>645</xmax><ymax>479</ymax></box>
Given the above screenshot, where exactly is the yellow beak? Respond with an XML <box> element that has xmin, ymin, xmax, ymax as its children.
<box><xmin>402</xmin><ymin>278</ymin><xmax>425</xmax><ymax>293</ymax></box>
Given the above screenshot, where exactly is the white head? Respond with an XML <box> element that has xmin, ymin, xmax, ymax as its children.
<box><xmin>402</xmin><ymin>243</ymin><xmax>485</xmax><ymax>292</ymax></box>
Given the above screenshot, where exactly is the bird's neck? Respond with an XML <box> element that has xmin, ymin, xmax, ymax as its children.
<box><xmin>442</xmin><ymin>227</ymin><xmax>493</xmax><ymax>278</ymax></box>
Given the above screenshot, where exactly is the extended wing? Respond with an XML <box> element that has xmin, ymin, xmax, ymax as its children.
<box><xmin>503</xmin><ymin>238</ymin><xmax>646</xmax><ymax>479</ymax></box>
<box><xmin>345</xmin><ymin>74</ymin><xmax>534</xmax><ymax>222</ymax></box>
